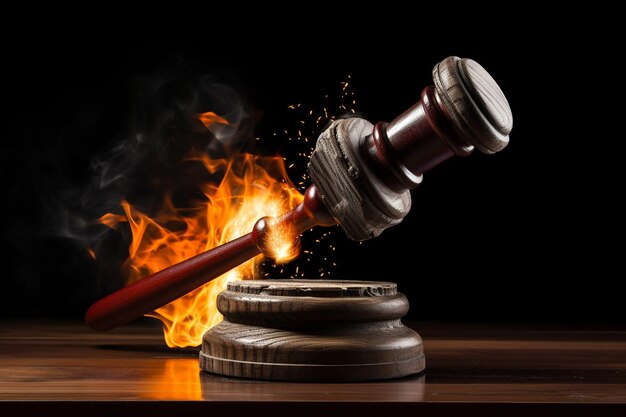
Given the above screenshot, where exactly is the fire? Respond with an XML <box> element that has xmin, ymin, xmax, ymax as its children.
<box><xmin>99</xmin><ymin>113</ymin><xmax>303</xmax><ymax>347</ymax></box>
<box><xmin>263</xmin><ymin>216</ymin><xmax>301</xmax><ymax>263</ymax></box>
<box><xmin>196</xmin><ymin>111</ymin><xmax>228</xmax><ymax>129</ymax></box>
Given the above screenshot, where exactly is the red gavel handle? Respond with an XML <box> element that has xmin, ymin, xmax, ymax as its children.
<box><xmin>85</xmin><ymin>233</ymin><xmax>260</xmax><ymax>331</ymax></box>
<box><xmin>85</xmin><ymin>186</ymin><xmax>334</xmax><ymax>331</ymax></box>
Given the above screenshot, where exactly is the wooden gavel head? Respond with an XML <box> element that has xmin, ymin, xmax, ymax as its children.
<box><xmin>308</xmin><ymin>56</ymin><xmax>512</xmax><ymax>240</ymax></box>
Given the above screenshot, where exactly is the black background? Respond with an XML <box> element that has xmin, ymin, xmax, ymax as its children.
<box><xmin>1</xmin><ymin>19</ymin><xmax>621</xmax><ymax>324</ymax></box>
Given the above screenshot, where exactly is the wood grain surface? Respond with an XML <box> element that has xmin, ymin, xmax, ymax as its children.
<box><xmin>1</xmin><ymin>320</ymin><xmax>625</xmax><ymax>416</ymax></box>
<box><xmin>432</xmin><ymin>56</ymin><xmax>511</xmax><ymax>154</ymax></box>
<box><xmin>201</xmin><ymin>280</ymin><xmax>423</xmax><ymax>381</ymax></box>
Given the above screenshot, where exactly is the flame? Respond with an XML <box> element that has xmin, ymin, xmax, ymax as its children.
<box><xmin>196</xmin><ymin>111</ymin><xmax>228</xmax><ymax>129</ymax></box>
<box><xmin>99</xmin><ymin>114</ymin><xmax>303</xmax><ymax>347</ymax></box>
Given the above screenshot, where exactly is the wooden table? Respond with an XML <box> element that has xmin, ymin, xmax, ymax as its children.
<box><xmin>1</xmin><ymin>320</ymin><xmax>624</xmax><ymax>416</ymax></box>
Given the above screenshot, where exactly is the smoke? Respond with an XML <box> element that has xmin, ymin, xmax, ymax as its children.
<box><xmin>35</xmin><ymin>71</ymin><xmax>258</xmax><ymax>304</ymax></box>
<box><xmin>5</xmin><ymin>66</ymin><xmax>348</xmax><ymax>318</ymax></box>
<box><xmin>65</xmin><ymin>81</ymin><xmax>245</xmax><ymax>218</ymax></box>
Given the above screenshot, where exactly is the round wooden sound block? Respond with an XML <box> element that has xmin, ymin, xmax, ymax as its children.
<box><xmin>200</xmin><ymin>280</ymin><xmax>424</xmax><ymax>381</ymax></box>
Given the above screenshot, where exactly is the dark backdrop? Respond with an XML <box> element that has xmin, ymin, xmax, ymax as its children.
<box><xmin>2</xmin><ymin>22</ymin><xmax>621</xmax><ymax>324</ymax></box>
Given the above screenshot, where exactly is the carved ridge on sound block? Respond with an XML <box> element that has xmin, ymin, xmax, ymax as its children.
<box><xmin>200</xmin><ymin>280</ymin><xmax>424</xmax><ymax>381</ymax></box>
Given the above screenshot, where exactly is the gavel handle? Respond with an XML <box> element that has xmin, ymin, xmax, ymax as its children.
<box><xmin>85</xmin><ymin>233</ymin><xmax>261</xmax><ymax>331</ymax></box>
<box><xmin>85</xmin><ymin>186</ymin><xmax>336</xmax><ymax>331</ymax></box>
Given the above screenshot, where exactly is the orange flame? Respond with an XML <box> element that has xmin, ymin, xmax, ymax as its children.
<box><xmin>196</xmin><ymin>111</ymin><xmax>229</xmax><ymax>129</ymax></box>
<box><xmin>99</xmin><ymin>114</ymin><xmax>303</xmax><ymax>347</ymax></box>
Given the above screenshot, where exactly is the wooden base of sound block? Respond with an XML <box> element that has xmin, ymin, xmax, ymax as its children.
<box><xmin>200</xmin><ymin>280</ymin><xmax>424</xmax><ymax>382</ymax></box>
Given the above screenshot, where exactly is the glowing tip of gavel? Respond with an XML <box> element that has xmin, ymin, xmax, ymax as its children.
<box><xmin>85</xmin><ymin>56</ymin><xmax>512</xmax><ymax>331</ymax></box>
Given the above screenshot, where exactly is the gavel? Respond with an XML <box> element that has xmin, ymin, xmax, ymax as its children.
<box><xmin>86</xmin><ymin>56</ymin><xmax>513</xmax><ymax>331</ymax></box>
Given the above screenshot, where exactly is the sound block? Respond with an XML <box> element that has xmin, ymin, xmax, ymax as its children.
<box><xmin>200</xmin><ymin>280</ymin><xmax>424</xmax><ymax>381</ymax></box>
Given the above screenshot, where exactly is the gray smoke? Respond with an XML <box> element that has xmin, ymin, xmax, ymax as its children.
<box><xmin>59</xmin><ymin>76</ymin><xmax>249</xmax><ymax>237</ymax></box>
<box><xmin>36</xmin><ymin>73</ymin><xmax>257</xmax><ymax>300</ymax></box>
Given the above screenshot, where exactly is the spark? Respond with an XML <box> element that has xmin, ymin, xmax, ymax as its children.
<box><xmin>257</xmin><ymin>74</ymin><xmax>358</xmax><ymax>282</ymax></box>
